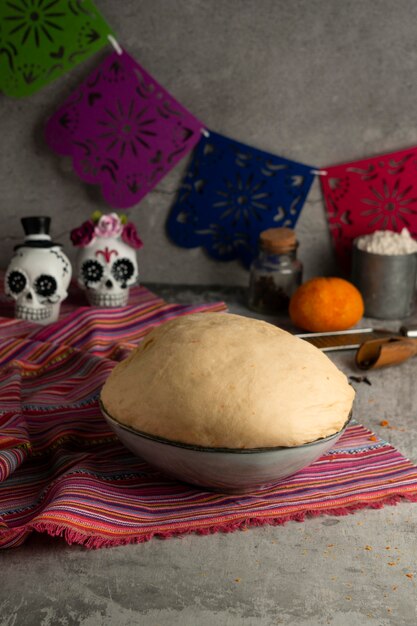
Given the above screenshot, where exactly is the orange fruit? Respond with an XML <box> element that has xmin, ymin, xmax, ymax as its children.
<box><xmin>289</xmin><ymin>277</ymin><xmax>364</xmax><ymax>332</ymax></box>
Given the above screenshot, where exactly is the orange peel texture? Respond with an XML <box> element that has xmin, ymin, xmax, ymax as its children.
<box><xmin>289</xmin><ymin>277</ymin><xmax>364</xmax><ymax>332</ymax></box>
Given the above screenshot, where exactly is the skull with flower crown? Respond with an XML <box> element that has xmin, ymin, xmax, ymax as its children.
<box><xmin>71</xmin><ymin>212</ymin><xmax>143</xmax><ymax>307</ymax></box>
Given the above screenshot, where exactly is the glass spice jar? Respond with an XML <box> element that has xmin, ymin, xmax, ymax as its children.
<box><xmin>248</xmin><ymin>227</ymin><xmax>303</xmax><ymax>314</ymax></box>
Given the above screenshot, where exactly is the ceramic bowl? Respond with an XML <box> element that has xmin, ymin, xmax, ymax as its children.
<box><xmin>100</xmin><ymin>401</ymin><xmax>352</xmax><ymax>494</ymax></box>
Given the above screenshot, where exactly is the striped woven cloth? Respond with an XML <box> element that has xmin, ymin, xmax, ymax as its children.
<box><xmin>0</xmin><ymin>285</ymin><xmax>416</xmax><ymax>549</ymax></box>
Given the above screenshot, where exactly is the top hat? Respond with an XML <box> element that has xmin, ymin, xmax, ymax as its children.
<box><xmin>15</xmin><ymin>216</ymin><xmax>61</xmax><ymax>249</ymax></box>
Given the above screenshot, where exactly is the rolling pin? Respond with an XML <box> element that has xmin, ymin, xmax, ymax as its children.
<box><xmin>355</xmin><ymin>335</ymin><xmax>417</xmax><ymax>370</ymax></box>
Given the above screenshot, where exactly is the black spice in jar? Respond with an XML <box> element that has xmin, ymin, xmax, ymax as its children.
<box><xmin>248</xmin><ymin>228</ymin><xmax>303</xmax><ymax>315</ymax></box>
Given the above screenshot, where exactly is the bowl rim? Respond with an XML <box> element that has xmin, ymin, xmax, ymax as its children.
<box><xmin>100</xmin><ymin>400</ymin><xmax>353</xmax><ymax>455</ymax></box>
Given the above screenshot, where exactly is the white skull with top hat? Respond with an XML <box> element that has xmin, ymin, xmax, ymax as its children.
<box><xmin>4</xmin><ymin>216</ymin><xmax>72</xmax><ymax>324</ymax></box>
<box><xmin>71</xmin><ymin>212</ymin><xmax>143</xmax><ymax>307</ymax></box>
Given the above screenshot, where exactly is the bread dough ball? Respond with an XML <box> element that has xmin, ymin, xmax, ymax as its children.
<box><xmin>101</xmin><ymin>313</ymin><xmax>354</xmax><ymax>448</ymax></box>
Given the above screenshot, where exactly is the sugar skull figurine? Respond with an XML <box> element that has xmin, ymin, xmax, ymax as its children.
<box><xmin>5</xmin><ymin>216</ymin><xmax>72</xmax><ymax>324</ymax></box>
<box><xmin>71</xmin><ymin>212</ymin><xmax>143</xmax><ymax>307</ymax></box>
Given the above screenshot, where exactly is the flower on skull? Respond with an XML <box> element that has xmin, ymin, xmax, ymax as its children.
<box><xmin>70</xmin><ymin>219</ymin><xmax>95</xmax><ymax>247</ymax></box>
<box><xmin>121</xmin><ymin>222</ymin><xmax>143</xmax><ymax>249</ymax></box>
<box><xmin>94</xmin><ymin>213</ymin><xmax>123</xmax><ymax>239</ymax></box>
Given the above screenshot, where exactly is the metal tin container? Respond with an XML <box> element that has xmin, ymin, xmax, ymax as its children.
<box><xmin>351</xmin><ymin>244</ymin><xmax>417</xmax><ymax>319</ymax></box>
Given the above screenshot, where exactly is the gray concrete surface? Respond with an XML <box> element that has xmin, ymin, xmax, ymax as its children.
<box><xmin>2</xmin><ymin>0</ymin><xmax>417</xmax><ymax>284</ymax></box>
<box><xmin>1</xmin><ymin>285</ymin><xmax>417</xmax><ymax>626</ymax></box>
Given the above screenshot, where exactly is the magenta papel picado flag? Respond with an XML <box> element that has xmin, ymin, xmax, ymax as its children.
<box><xmin>45</xmin><ymin>50</ymin><xmax>204</xmax><ymax>209</ymax></box>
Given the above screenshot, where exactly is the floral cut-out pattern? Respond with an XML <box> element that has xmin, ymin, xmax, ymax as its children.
<box><xmin>320</xmin><ymin>147</ymin><xmax>417</xmax><ymax>270</ymax></box>
<box><xmin>166</xmin><ymin>130</ymin><xmax>315</xmax><ymax>267</ymax></box>
<box><xmin>0</xmin><ymin>0</ymin><xmax>113</xmax><ymax>97</ymax></box>
<box><xmin>45</xmin><ymin>50</ymin><xmax>203</xmax><ymax>208</ymax></box>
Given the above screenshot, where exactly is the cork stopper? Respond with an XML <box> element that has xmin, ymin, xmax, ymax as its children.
<box><xmin>259</xmin><ymin>228</ymin><xmax>297</xmax><ymax>253</ymax></box>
